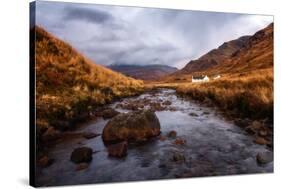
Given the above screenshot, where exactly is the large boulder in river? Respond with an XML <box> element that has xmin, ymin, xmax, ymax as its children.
<box><xmin>70</xmin><ymin>147</ymin><xmax>93</xmax><ymax>164</ymax></box>
<box><xmin>102</xmin><ymin>110</ymin><xmax>161</xmax><ymax>144</ymax></box>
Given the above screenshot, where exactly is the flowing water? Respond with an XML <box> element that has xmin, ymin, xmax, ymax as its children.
<box><xmin>36</xmin><ymin>89</ymin><xmax>273</xmax><ymax>186</ymax></box>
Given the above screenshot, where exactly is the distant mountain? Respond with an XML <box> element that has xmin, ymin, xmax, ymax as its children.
<box><xmin>108</xmin><ymin>64</ymin><xmax>178</xmax><ymax>80</ymax></box>
<box><xmin>167</xmin><ymin>23</ymin><xmax>273</xmax><ymax>81</ymax></box>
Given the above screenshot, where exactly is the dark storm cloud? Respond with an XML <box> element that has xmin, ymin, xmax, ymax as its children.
<box><xmin>64</xmin><ymin>7</ymin><xmax>113</xmax><ymax>24</ymax></box>
<box><xmin>36</xmin><ymin>1</ymin><xmax>273</xmax><ymax>69</ymax></box>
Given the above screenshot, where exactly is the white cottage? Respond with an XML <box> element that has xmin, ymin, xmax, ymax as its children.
<box><xmin>192</xmin><ymin>75</ymin><xmax>209</xmax><ymax>83</ymax></box>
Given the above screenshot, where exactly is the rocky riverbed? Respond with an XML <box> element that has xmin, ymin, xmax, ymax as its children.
<box><xmin>36</xmin><ymin>89</ymin><xmax>273</xmax><ymax>186</ymax></box>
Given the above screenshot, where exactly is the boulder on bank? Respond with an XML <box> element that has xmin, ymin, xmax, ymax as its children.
<box><xmin>102</xmin><ymin>110</ymin><xmax>161</xmax><ymax>144</ymax></box>
<box><xmin>41</xmin><ymin>126</ymin><xmax>61</xmax><ymax>142</ymax></box>
<box><xmin>51</xmin><ymin>120</ymin><xmax>72</xmax><ymax>131</ymax></box>
<box><xmin>150</xmin><ymin>102</ymin><xmax>165</xmax><ymax>111</ymax></box>
<box><xmin>254</xmin><ymin>137</ymin><xmax>269</xmax><ymax>145</ymax></box>
<box><xmin>70</xmin><ymin>147</ymin><xmax>93</xmax><ymax>164</ymax></box>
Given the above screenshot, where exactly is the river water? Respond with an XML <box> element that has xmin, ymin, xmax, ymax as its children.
<box><xmin>36</xmin><ymin>89</ymin><xmax>273</xmax><ymax>186</ymax></box>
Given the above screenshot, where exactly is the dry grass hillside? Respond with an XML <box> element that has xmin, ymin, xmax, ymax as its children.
<box><xmin>35</xmin><ymin>26</ymin><xmax>144</xmax><ymax>134</ymax></box>
<box><xmin>177</xmin><ymin>68</ymin><xmax>273</xmax><ymax>120</ymax></box>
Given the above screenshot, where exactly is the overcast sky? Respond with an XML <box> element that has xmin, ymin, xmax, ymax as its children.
<box><xmin>35</xmin><ymin>1</ymin><xmax>273</xmax><ymax>69</ymax></box>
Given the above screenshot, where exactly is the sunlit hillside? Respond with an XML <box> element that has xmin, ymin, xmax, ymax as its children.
<box><xmin>35</xmin><ymin>26</ymin><xmax>144</xmax><ymax>133</ymax></box>
<box><xmin>177</xmin><ymin>68</ymin><xmax>273</xmax><ymax>120</ymax></box>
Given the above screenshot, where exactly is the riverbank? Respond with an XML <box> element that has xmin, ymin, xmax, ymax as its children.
<box><xmin>34</xmin><ymin>26</ymin><xmax>146</xmax><ymax>155</ymax></box>
<box><xmin>36</xmin><ymin>87</ymin><xmax>150</xmax><ymax>156</ymax></box>
<box><xmin>175</xmin><ymin>68</ymin><xmax>273</xmax><ymax>148</ymax></box>
<box><xmin>146</xmin><ymin>68</ymin><xmax>273</xmax><ymax>148</ymax></box>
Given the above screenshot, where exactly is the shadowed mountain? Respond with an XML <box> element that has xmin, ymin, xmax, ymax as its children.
<box><xmin>108</xmin><ymin>64</ymin><xmax>178</xmax><ymax>81</ymax></box>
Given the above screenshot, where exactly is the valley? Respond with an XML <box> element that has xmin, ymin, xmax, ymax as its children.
<box><xmin>34</xmin><ymin>22</ymin><xmax>273</xmax><ymax>186</ymax></box>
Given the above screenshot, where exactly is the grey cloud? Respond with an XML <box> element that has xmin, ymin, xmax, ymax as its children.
<box><xmin>35</xmin><ymin>1</ymin><xmax>273</xmax><ymax>69</ymax></box>
<box><xmin>64</xmin><ymin>7</ymin><xmax>113</xmax><ymax>24</ymax></box>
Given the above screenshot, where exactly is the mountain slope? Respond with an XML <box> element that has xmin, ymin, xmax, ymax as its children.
<box><xmin>175</xmin><ymin>23</ymin><xmax>273</xmax><ymax>123</ymax></box>
<box><xmin>166</xmin><ymin>23</ymin><xmax>273</xmax><ymax>82</ymax></box>
<box><xmin>179</xmin><ymin>35</ymin><xmax>250</xmax><ymax>75</ymax></box>
<box><xmin>35</xmin><ymin>26</ymin><xmax>144</xmax><ymax>132</ymax></box>
<box><xmin>219</xmin><ymin>23</ymin><xmax>273</xmax><ymax>73</ymax></box>
<box><xmin>108</xmin><ymin>64</ymin><xmax>178</xmax><ymax>80</ymax></box>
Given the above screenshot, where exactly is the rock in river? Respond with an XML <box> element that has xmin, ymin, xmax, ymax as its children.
<box><xmin>162</xmin><ymin>100</ymin><xmax>172</xmax><ymax>106</ymax></box>
<box><xmin>37</xmin><ymin>155</ymin><xmax>54</xmax><ymax>168</ymax></box>
<box><xmin>70</xmin><ymin>147</ymin><xmax>93</xmax><ymax>164</ymax></box>
<box><xmin>256</xmin><ymin>151</ymin><xmax>273</xmax><ymax>164</ymax></box>
<box><xmin>102</xmin><ymin>110</ymin><xmax>161</xmax><ymax>144</ymax></box>
<box><xmin>189</xmin><ymin>112</ymin><xmax>198</xmax><ymax>117</ymax></box>
<box><xmin>76</xmin><ymin>163</ymin><xmax>89</xmax><ymax>171</ymax></box>
<box><xmin>167</xmin><ymin>130</ymin><xmax>177</xmax><ymax>138</ymax></box>
<box><xmin>173</xmin><ymin>138</ymin><xmax>186</xmax><ymax>145</ymax></box>
<box><xmin>107</xmin><ymin>141</ymin><xmax>128</xmax><ymax>158</ymax></box>
<box><xmin>171</xmin><ymin>152</ymin><xmax>186</xmax><ymax>163</ymax></box>
<box><xmin>101</xmin><ymin>108</ymin><xmax>120</xmax><ymax>119</ymax></box>
<box><xmin>83</xmin><ymin>132</ymin><xmax>100</xmax><ymax>139</ymax></box>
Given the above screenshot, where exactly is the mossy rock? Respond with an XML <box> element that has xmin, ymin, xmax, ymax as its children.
<box><xmin>102</xmin><ymin>110</ymin><xmax>161</xmax><ymax>144</ymax></box>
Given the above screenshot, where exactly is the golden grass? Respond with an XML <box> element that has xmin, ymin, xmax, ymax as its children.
<box><xmin>35</xmin><ymin>26</ymin><xmax>144</xmax><ymax>131</ymax></box>
<box><xmin>176</xmin><ymin>68</ymin><xmax>273</xmax><ymax>120</ymax></box>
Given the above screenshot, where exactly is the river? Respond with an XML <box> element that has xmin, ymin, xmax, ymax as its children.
<box><xmin>36</xmin><ymin>89</ymin><xmax>273</xmax><ymax>186</ymax></box>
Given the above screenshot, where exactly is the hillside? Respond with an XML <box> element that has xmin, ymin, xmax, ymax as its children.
<box><xmin>166</xmin><ymin>23</ymin><xmax>273</xmax><ymax>82</ymax></box>
<box><xmin>173</xmin><ymin>23</ymin><xmax>273</xmax><ymax>122</ymax></box>
<box><xmin>218</xmin><ymin>23</ymin><xmax>273</xmax><ymax>73</ymax></box>
<box><xmin>35</xmin><ymin>26</ymin><xmax>144</xmax><ymax>137</ymax></box>
<box><xmin>108</xmin><ymin>64</ymin><xmax>178</xmax><ymax>80</ymax></box>
<box><xmin>178</xmin><ymin>35</ymin><xmax>250</xmax><ymax>75</ymax></box>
